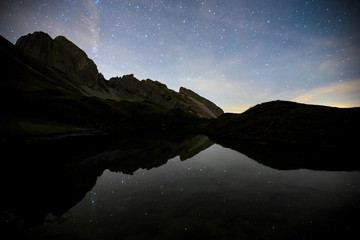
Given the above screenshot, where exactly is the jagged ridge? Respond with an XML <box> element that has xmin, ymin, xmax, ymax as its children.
<box><xmin>0</xmin><ymin>33</ymin><xmax>206</xmax><ymax>137</ymax></box>
<box><xmin>15</xmin><ymin>31</ymin><xmax>223</xmax><ymax>118</ymax></box>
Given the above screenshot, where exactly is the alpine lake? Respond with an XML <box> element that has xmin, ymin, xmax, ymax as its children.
<box><xmin>1</xmin><ymin>133</ymin><xmax>359</xmax><ymax>240</ymax></box>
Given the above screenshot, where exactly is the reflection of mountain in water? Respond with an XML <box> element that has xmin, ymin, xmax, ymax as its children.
<box><xmin>82</xmin><ymin>134</ymin><xmax>214</xmax><ymax>175</ymax></box>
<box><xmin>1</xmin><ymin>133</ymin><xmax>213</xmax><ymax>224</ymax></box>
<box><xmin>210</xmin><ymin>136</ymin><xmax>360</xmax><ymax>171</ymax></box>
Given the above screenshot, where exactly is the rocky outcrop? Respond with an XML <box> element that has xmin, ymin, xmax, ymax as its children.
<box><xmin>15</xmin><ymin>32</ymin><xmax>108</xmax><ymax>94</ymax></box>
<box><xmin>109</xmin><ymin>75</ymin><xmax>224</xmax><ymax>118</ymax></box>
<box><xmin>14</xmin><ymin>32</ymin><xmax>223</xmax><ymax>118</ymax></box>
<box><xmin>180</xmin><ymin>87</ymin><xmax>224</xmax><ymax>118</ymax></box>
<box><xmin>108</xmin><ymin>74</ymin><xmax>178</xmax><ymax>108</ymax></box>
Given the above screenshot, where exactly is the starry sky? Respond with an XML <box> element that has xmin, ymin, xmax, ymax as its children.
<box><xmin>1</xmin><ymin>0</ymin><xmax>360</xmax><ymax>112</ymax></box>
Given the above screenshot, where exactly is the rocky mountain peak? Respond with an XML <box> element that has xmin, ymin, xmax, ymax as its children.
<box><xmin>16</xmin><ymin>31</ymin><xmax>106</xmax><ymax>91</ymax></box>
<box><xmin>13</xmin><ymin>31</ymin><xmax>224</xmax><ymax>118</ymax></box>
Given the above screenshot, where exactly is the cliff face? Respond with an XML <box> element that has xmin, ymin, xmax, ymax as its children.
<box><xmin>16</xmin><ymin>32</ymin><xmax>107</xmax><ymax>92</ymax></box>
<box><xmin>14</xmin><ymin>32</ymin><xmax>223</xmax><ymax>118</ymax></box>
<box><xmin>179</xmin><ymin>87</ymin><xmax>224</xmax><ymax>118</ymax></box>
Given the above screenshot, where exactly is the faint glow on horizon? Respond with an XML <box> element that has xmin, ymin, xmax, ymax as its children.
<box><xmin>293</xmin><ymin>79</ymin><xmax>360</xmax><ymax>108</ymax></box>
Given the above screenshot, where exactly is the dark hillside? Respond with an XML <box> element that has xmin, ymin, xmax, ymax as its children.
<box><xmin>206</xmin><ymin>100</ymin><xmax>360</xmax><ymax>147</ymax></box>
<box><xmin>205</xmin><ymin>100</ymin><xmax>360</xmax><ymax>170</ymax></box>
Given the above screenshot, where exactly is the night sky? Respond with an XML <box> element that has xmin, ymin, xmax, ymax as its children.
<box><xmin>1</xmin><ymin>0</ymin><xmax>359</xmax><ymax>112</ymax></box>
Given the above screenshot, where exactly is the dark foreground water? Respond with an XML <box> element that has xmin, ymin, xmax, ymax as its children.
<box><xmin>1</xmin><ymin>134</ymin><xmax>360</xmax><ymax>239</ymax></box>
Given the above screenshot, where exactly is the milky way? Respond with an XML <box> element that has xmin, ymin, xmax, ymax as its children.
<box><xmin>1</xmin><ymin>0</ymin><xmax>359</xmax><ymax>112</ymax></box>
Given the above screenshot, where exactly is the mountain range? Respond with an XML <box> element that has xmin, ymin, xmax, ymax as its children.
<box><xmin>1</xmin><ymin>31</ymin><xmax>223</xmax><ymax>139</ymax></box>
<box><xmin>1</xmin><ymin>31</ymin><xmax>359</xmax><ymax>170</ymax></box>
<box><xmin>15</xmin><ymin>31</ymin><xmax>223</xmax><ymax>118</ymax></box>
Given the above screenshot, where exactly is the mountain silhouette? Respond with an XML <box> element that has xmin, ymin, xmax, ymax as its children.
<box><xmin>0</xmin><ymin>32</ymin><xmax>223</xmax><ymax>139</ymax></box>
<box><xmin>15</xmin><ymin>31</ymin><xmax>223</xmax><ymax>118</ymax></box>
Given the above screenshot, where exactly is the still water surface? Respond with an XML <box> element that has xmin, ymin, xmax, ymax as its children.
<box><xmin>38</xmin><ymin>143</ymin><xmax>360</xmax><ymax>240</ymax></box>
